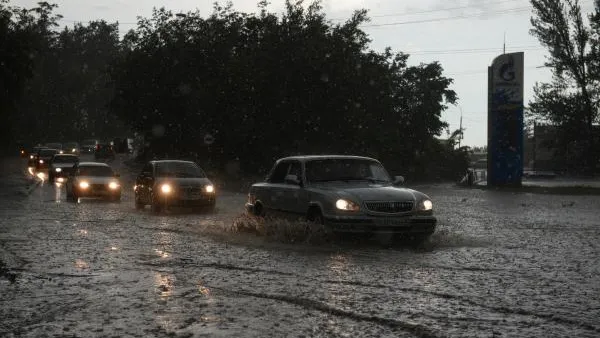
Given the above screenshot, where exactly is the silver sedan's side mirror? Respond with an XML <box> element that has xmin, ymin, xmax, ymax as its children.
<box><xmin>393</xmin><ymin>175</ymin><xmax>405</xmax><ymax>186</ymax></box>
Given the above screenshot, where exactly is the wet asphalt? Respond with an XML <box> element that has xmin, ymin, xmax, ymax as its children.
<box><xmin>0</xmin><ymin>155</ymin><xmax>599</xmax><ymax>338</ymax></box>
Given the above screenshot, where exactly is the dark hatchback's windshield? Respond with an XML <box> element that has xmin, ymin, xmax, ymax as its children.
<box><xmin>45</xmin><ymin>143</ymin><xmax>62</xmax><ymax>149</ymax></box>
<box><xmin>305</xmin><ymin>159</ymin><xmax>391</xmax><ymax>183</ymax></box>
<box><xmin>39</xmin><ymin>149</ymin><xmax>59</xmax><ymax>157</ymax></box>
<box><xmin>78</xmin><ymin>166</ymin><xmax>113</xmax><ymax>177</ymax></box>
<box><xmin>53</xmin><ymin>155</ymin><xmax>78</xmax><ymax>163</ymax></box>
<box><xmin>156</xmin><ymin>162</ymin><xmax>206</xmax><ymax>178</ymax></box>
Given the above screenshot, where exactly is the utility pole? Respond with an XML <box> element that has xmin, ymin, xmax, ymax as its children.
<box><xmin>458</xmin><ymin>106</ymin><xmax>463</xmax><ymax>148</ymax></box>
<box><xmin>503</xmin><ymin>32</ymin><xmax>506</xmax><ymax>54</ymax></box>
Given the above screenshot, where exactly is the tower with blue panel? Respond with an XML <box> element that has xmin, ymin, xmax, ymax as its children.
<box><xmin>487</xmin><ymin>52</ymin><xmax>524</xmax><ymax>187</ymax></box>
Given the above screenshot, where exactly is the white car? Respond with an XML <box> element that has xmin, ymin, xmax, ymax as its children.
<box><xmin>65</xmin><ymin>162</ymin><xmax>121</xmax><ymax>202</ymax></box>
<box><xmin>246</xmin><ymin>155</ymin><xmax>436</xmax><ymax>240</ymax></box>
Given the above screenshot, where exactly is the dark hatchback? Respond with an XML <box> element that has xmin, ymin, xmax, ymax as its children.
<box><xmin>48</xmin><ymin>154</ymin><xmax>79</xmax><ymax>183</ymax></box>
<box><xmin>134</xmin><ymin>160</ymin><xmax>216</xmax><ymax>213</ymax></box>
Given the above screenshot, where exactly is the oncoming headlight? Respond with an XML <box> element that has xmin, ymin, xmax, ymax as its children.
<box><xmin>335</xmin><ymin>199</ymin><xmax>360</xmax><ymax>212</ymax></box>
<box><xmin>109</xmin><ymin>182</ymin><xmax>120</xmax><ymax>190</ymax></box>
<box><xmin>161</xmin><ymin>184</ymin><xmax>172</xmax><ymax>194</ymax></box>
<box><xmin>72</xmin><ymin>148</ymin><xmax>76</xmax><ymax>153</ymax></box>
<box><xmin>205</xmin><ymin>185</ymin><xmax>214</xmax><ymax>193</ymax></box>
<box><xmin>55</xmin><ymin>168</ymin><xmax>62</xmax><ymax>173</ymax></box>
<box><xmin>79</xmin><ymin>181</ymin><xmax>89</xmax><ymax>189</ymax></box>
<box><xmin>418</xmin><ymin>199</ymin><xmax>433</xmax><ymax>211</ymax></box>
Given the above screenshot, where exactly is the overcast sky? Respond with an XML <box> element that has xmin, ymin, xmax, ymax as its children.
<box><xmin>11</xmin><ymin>0</ymin><xmax>599</xmax><ymax>146</ymax></box>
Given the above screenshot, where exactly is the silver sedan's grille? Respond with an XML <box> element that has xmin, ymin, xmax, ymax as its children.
<box><xmin>364</xmin><ymin>201</ymin><xmax>413</xmax><ymax>213</ymax></box>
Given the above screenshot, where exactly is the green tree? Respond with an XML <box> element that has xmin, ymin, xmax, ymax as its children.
<box><xmin>529</xmin><ymin>0</ymin><xmax>600</xmax><ymax>173</ymax></box>
<box><xmin>110</xmin><ymin>0</ymin><xmax>458</xmax><ymax>179</ymax></box>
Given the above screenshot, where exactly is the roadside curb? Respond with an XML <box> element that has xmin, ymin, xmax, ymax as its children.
<box><xmin>471</xmin><ymin>184</ymin><xmax>600</xmax><ymax>195</ymax></box>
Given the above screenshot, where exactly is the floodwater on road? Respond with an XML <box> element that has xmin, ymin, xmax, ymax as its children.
<box><xmin>1</xmin><ymin>155</ymin><xmax>599</xmax><ymax>338</ymax></box>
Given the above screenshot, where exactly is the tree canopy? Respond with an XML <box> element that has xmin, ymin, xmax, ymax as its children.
<box><xmin>529</xmin><ymin>0</ymin><xmax>600</xmax><ymax>173</ymax></box>
<box><xmin>2</xmin><ymin>0</ymin><xmax>467</xmax><ymax>181</ymax></box>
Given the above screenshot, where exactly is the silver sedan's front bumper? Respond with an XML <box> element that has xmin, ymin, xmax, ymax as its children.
<box><xmin>324</xmin><ymin>214</ymin><xmax>436</xmax><ymax>234</ymax></box>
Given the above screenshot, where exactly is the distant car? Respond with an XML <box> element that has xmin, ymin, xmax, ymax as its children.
<box><xmin>80</xmin><ymin>139</ymin><xmax>98</xmax><ymax>154</ymax></box>
<box><xmin>48</xmin><ymin>154</ymin><xmax>79</xmax><ymax>183</ymax></box>
<box><xmin>245</xmin><ymin>155</ymin><xmax>437</xmax><ymax>241</ymax></box>
<box><xmin>94</xmin><ymin>143</ymin><xmax>115</xmax><ymax>161</ymax></box>
<box><xmin>134</xmin><ymin>160</ymin><xmax>216</xmax><ymax>213</ymax></box>
<box><xmin>35</xmin><ymin>148</ymin><xmax>60</xmax><ymax>171</ymax></box>
<box><xmin>63</xmin><ymin>142</ymin><xmax>80</xmax><ymax>155</ymax></box>
<box><xmin>45</xmin><ymin>143</ymin><xmax>64</xmax><ymax>154</ymax></box>
<box><xmin>27</xmin><ymin>146</ymin><xmax>47</xmax><ymax>167</ymax></box>
<box><xmin>65</xmin><ymin>162</ymin><xmax>121</xmax><ymax>202</ymax></box>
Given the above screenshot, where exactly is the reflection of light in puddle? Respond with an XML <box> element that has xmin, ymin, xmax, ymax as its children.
<box><xmin>328</xmin><ymin>254</ymin><xmax>350</xmax><ymax>276</ymax></box>
<box><xmin>155</xmin><ymin>273</ymin><xmax>175</xmax><ymax>297</ymax></box>
<box><xmin>55</xmin><ymin>184</ymin><xmax>62</xmax><ymax>202</ymax></box>
<box><xmin>56</xmin><ymin>177</ymin><xmax>65</xmax><ymax>183</ymax></box>
<box><xmin>28</xmin><ymin>167</ymin><xmax>35</xmax><ymax>176</ymax></box>
<box><xmin>36</xmin><ymin>172</ymin><xmax>46</xmax><ymax>181</ymax></box>
<box><xmin>79</xmin><ymin>229</ymin><xmax>88</xmax><ymax>236</ymax></box>
<box><xmin>154</xmin><ymin>249</ymin><xmax>170</xmax><ymax>258</ymax></box>
<box><xmin>110</xmin><ymin>246</ymin><xmax>118</xmax><ymax>251</ymax></box>
<box><xmin>74</xmin><ymin>259</ymin><xmax>89</xmax><ymax>270</ymax></box>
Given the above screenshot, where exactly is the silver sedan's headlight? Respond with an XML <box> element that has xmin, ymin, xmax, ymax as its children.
<box><xmin>335</xmin><ymin>199</ymin><xmax>360</xmax><ymax>211</ymax></box>
<box><xmin>417</xmin><ymin>199</ymin><xmax>433</xmax><ymax>211</ymax></box>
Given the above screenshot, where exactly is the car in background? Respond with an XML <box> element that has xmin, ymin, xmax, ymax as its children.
<box><xmin>35</xmin><ymin>148</ymin><xmax>60</xmax><ymax>171</ymax></box>
<box><xmin>134</xmin><ymin>160</ymin><xmax>216</xmax><ymax>213</ymax></box>
<box><xmin>45</xmin><ymin>143</ymin><xmax>63</xmax><ymax>154</ymax></box>
<box><xmin>245</xmin><ymin>155</ymin><xmax>437</xmax><ymax>241</ymax></box>
<box><xmin>94</xmin><ymin>143</ymin><xmax>116</xmax><ymax>161</ymax></box>
<box><xmin>80</xmin><ymin>139</ymin><xmax>98</xmax><ymax>154</ymax></box>
<box><xmin>65</xmin><ymin>162</ymin><xmax>121</xmax><ymax>202</ymax></box>
<box><xmin>27</xmin><ymin>146</ymin><xmax>47</xmax><ymax>167</ymax></box>
<box><xmin>48</xmin><ymin>154</ymin><xmax>79</xmax><ymax>183</ymax></box>
<box><xmin>63</xmin><ymin>142</ymin><xmax>80</xmax><ymax>155</ymax></box>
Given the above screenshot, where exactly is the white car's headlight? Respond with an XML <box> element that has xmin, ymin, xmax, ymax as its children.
<box><xmin>79</xmin><ymin>181</ymin><xmax>90</xmax><ymax>189</ymax></box>
<box><xmin>161</xmin><ymin>184</ymin><xmax>172</xmax><ymax>194</ymax></box>
<box><xmin>336</xmin><ymin>199</ymin><xmax>360</xmax><ymax>211</ymax></box>
<box><xmin>205</xmin><ymin>185</ymin><xmax>214</xmax><ymax>193</ymax></box>
<box><xmin>55</xmin><ymin>168</ymin><xmax>62</xmax><ymax>173</ymax></box>
<box><xmin>29</xmin><ymin>155</ymin><xmax>34</xmax><ymax>159</ymax></box>
<box><xmin>418</xmin><ymin>199</ymin><xmax>433</xmax><ymax>211</ymax></box>
<box><xmin>109</xmin><ymin>182</ymin><xmax>120</xmax><ymax>190</ymax></box>
<box><xmin>39</xmin><ymin>159</ymin><xmax>44</xmax><ymax>164</ymax></box>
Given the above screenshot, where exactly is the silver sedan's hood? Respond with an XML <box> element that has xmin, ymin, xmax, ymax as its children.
<box><xmin>311</xmin><ymin>183</ymin><xmax>422</xmax><ymax>201</ymax></box>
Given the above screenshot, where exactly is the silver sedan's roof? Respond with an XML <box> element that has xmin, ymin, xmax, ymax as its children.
<box><xmin>78</xmin><ymin>162</ymin><xmax>110</xmax><ymax>167</ymax></box>
<box><xmin>277</xmin><ymin>155</ymin><xmax>379</xmax><ymax>163</ymax></box>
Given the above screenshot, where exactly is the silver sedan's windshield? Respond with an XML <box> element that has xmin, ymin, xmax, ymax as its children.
<box><xmin>305</xmin><ymin>159</ymin><xmax>391</xmax><ymax>183</ymax></box>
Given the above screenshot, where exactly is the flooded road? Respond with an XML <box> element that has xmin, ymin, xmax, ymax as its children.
<box><xmin>1</xmin><ymin>156</ymin><xmax>599</xmax><ymax>337</ymax></box>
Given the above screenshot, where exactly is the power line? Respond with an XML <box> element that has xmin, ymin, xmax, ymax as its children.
<box><xmin>447</xmin><ymin>65</ymin><xmax>552</xmax><ymax>76</ymax></box>
<box><xmin>330</xmin><ymin>0</ymin><xmax>525</xmax><ymax>20</ymax></box>
<box><xmin>362</xmin><ymin>6</ymin><xmax>531</xmax><ymax>28</ymax></box>
<box><xmin>409</xmin><ymin>45</ymin><xmax>544</xmax><ymax>55</ymax></box>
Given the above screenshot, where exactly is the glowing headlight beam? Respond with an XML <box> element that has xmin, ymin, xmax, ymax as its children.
<box><xmin>421</xmin><ymin>200</ymin><xmax>433</xmax><ymax>211</ymax></box>
<box><xmin>55</xmin><ymin>168</ymin><xmax>62</xmax><ymax>173</ymax></box>
<box><xmin>79</xmin><ymin>181</ymin><xmax>89</xmax><ymax>189</ymax></box>
<box><xmin>336</xmin><ymin>199</ymin><xmax>359</xmax><ymax>211</ymax></box>
<box><xmin>109</xmin><ymin>182</ymin><xmax>120</xmax><ymax>190</ymax></box>
<box><xmin>205</xmin><ymin>185</ymin><xmax>214</xmax><ymax>193</ymax></box>
<box><xmin>161</xmin><ymin>184</ymin><xmax>172</xmax><ymax>194</ymax></box>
